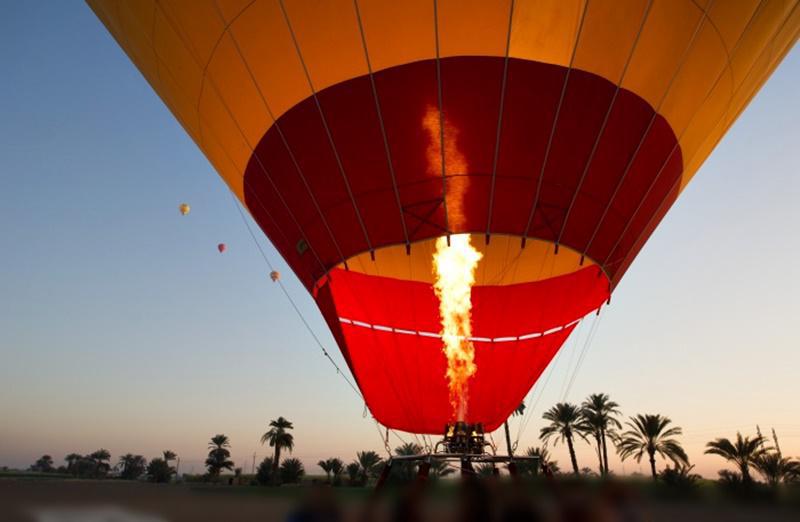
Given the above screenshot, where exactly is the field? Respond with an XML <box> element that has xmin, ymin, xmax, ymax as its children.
<box><xmin>2</xmin><ymin>476</ymin><xmax>800</xmax><ymax>522</ymax></box>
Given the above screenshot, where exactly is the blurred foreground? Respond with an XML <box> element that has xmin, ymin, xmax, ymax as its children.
<box><xmin>3</xmin><ymin>475</ymin><xmax>800</xmax><ymax>522</ymax></box>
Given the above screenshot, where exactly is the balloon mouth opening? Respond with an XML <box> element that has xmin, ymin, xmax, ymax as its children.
<box><xmin>324</xmin><ymin>234</ymin><xmax>609</xmax><ymax>290</ymax></box>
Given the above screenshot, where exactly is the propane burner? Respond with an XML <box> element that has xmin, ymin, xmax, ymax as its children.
<box><xmin>442</xmin><ymin>422</ymin><xmax>487</xmax><ymax>455</ymax></box>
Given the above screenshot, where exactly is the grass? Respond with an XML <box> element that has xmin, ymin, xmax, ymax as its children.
<box><xmin>0</xmin><ymin>470</ymin><xmax>74</xmax><ymax>480</ymax></box>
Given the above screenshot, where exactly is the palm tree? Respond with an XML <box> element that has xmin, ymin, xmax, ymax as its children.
<box><xmin>581</xmin><ymin>409</ymin><xmax>606</xmax><ymax>475</ymax></box>
<box><xmin>162</xmin><ymin>450</ymin><xmax>177</xmax><ymax>476</ymax></box>
<box><xmin>118</xmin><ymin>454</ymin><xmax>147</xmax><ymax>480</ymax></box>
<box><xmin>356</xmin><ymin>450</ymin><xmax>383</xmax><ymax>484</ymax></box>
<box><xmin>205</xmin><ymin>434</ymin><xmax>234</xmax><ymax>478</ymax></box>
<box><xmin>163</xmin><ymin>450</ymin><xmax>176</xmax><ymax>464</ymax></box>
<box><xmin>540</xmin><ymin>402</ymin><xmax>586</xmax><ymax>474</ymax></box>
<box><xmin>429</xmin><ymin>458</ymin><xmax>455</xmax><ymax>480</ymax></box>
<box><xmin>260</xmin><ymin>417</ymin><xmax>295</xmax><ymax>478</ymax></box>
<box><xmin>504</xmin><ymin>401</ymin><xmax>526</xmax><ymax>457</ymax></box>
<box><xmin>64</xmin><ymin>453</ymin><xmax>82</xmax><ymax>475</ymax></box>
<box><xmin>318</xmin><ymin>459</ymin><xmax>333</xmax><ymax>483</ymax></box>
<box><xmin>345</xmin><ymin>461</ymin><xmax>361</xmax><ymax>485</ymax></box>
<box><xmin>90</xmin><ymin>449</ymin><xmax>111</xmax><ymax>477</ymax></box>
<box><xmin>616</xmin><ymin>414</ymin><xmax>688</xmax><ymax>480</ymax></box>
<box><xmin>394</xmin><ymin>442</ymin><xmax>423</xmax><ymax>481</ymax></box>
<box><xmin>395</xmin><ymin>442</ymin><xmax>423</xmax><ymax>456</ymax></box>
<box><xmin>522</xmin><ymin>446</ymin><xmax>558</xmax><ymax>476</ymax></box>
<box><xmin>32</xmin><ymin>455</ymin><xmax>54</xmax><ymax>473</ymax></box>
<box><xmin>328</xmin><ymin>458</ymin><xmax>344</xmax><ymax>485</ymax></box>
<box><xmin>705</xmin><ymin>433</ymin><xmax>767</xmax><ymax>484</ymax></box>
<box><xmin>476</xmin><ymin>463</ymin><xmax>496</xmax><ymax>477</ymax></box>
<box><xmin>581</xmin><ymin>393</ymin><xmax>621</xmax><ymax>475</ymax></box>
<box><xmin>753</xmin><ymin>452</ymin><xmax>800</xmax><ymax>487</ymax></box>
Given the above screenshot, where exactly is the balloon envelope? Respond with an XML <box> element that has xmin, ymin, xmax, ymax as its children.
<box><xmin>217</xmin><ymin>243</ymin><xmax>226</xmax><ymax>254</ymax></box>
<box><xmin>178</xmin><ymin>203</ymin><xmax>190</xmax><ymax>216</ymax></box>
<box><xmin>89</xmin><ymin>0</ymin><xmax>798</xmax><ymax>434</ymax></box>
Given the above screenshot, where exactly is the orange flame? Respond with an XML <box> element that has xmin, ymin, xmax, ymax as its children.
<box><xmin>433</xmin><ymin>234</ymin><xmax>482</xmax><ymax>421</ymax></box>
<box><xmin>422</xmin><ymin>106</ymin><xmax>468</xmax><ymax>228</ymax></box>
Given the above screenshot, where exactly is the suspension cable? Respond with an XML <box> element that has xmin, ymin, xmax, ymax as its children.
<box><xmin>562</xmin><ymin>313</ymin><xmax>603</xmax><ymax>401</ymax></box>
<box><xmin>228</xmin><ymin>191</ymin><xmax>362</xmax><ymax>398</ymax></box>
<box><xmin>229</xmin><ymin>191</ymin><xmax>415</xmax><ymax>451</ymax></box>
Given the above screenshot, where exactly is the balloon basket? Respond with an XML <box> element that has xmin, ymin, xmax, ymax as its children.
<box><xmin>372</xmin><ymin>423</ymin><xmax>540</xmax><ymax>491</ymax></box>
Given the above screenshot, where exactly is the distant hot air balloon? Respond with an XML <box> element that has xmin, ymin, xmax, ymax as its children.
<box><xmin>270</xmin><ymin>271</ymin><xmax>281</xmax><ymax>282</ymax></box>
<box><xmin>90</xmin><ymin>0</ymin><xmax>798</xmax><ymax>435</ymax></box>
<box><xmin>217</xmin><ymin>243</ymin><xmax>226</xmax><ymax>254</ymax></box>
<box><xmin>178</xmin><ymin>203</ymin><xmax>190</xmax><ymax>216</ymax></box>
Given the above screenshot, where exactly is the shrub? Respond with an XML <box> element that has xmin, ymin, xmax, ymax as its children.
<box><xmin>147</xmin><ymin>458</ymin><xmax>174</xmax><ymax>483</ymax></box>
<box><xmin>346</xmin><ymin>462</ymin><xmax>362</xmax><ymax>486</ymax></box>
<box><xmin>280</xmin><ymin>458</ymin><xmax>305</xmax><ymax>484</ymax></box>
<box><xmin>660</xmin><ymin>464</ymin><xmax>700</xmax><ymax>487</ymax></box>
<box><xmin>256</xmin><ymin>457</ymin><xmax>274</xmax><ymax>485</ymax></box>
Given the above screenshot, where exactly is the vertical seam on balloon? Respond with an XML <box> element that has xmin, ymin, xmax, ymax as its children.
<box><xmin>209</xmin><ymin>0</ymin><xmax>347</xmax><ymax>273</ymax></box>
<box><xmin>365</xmin><ymin>237</ymin><xmax>421</xmax><ymax>430</ymax></box>
<box><xmin>581</xmin><ymin>0</ymin><xmax>741</xmax><ymax>261</ymax></box>
<box><xmin>605</xmin><ymin>0</ymin><xmax>799</xmax><ymax>285</ymax></box>
<box><xmin>409</xmin><ymin>243</ymin><xmax>431</xmax><ymax>430</ymax></box>
<box><xmin>433</xmin><ymin>0</ymin><xmax>451</xmax><ymax>238</ymax></box>
<box><xmin>120</xmin><ymin>2</ymin><xmax>272</xmax><ymax>245</ymax></box>
<box><xmin>352</xmin><ymin>0</ymin><xmax>412</xmax><ymax>252</ymax></box>
<box><xmin>277</xmin><ymin>0</ymin><xmax>375</xmax><ymax>258</ymax></box>
<box><xmin>194</xmin><ymin>0</ymin><xmax>257</xmax><ymax>120</ymax></box>
<box><xmin>485</xmin><ymin>0</ymin><xmax>516</xmax><ymax>242</ymax></box>
<box><xmin>600</xmin><ymin>0</ymin><xmax>780</xmax><ymax>276</ymax></box>
<box><xmin>208</xmin><ymin>1</ymin><xmax>352</xmax><ymax>273</ymax></box>
<box><xmin>716</xmin><ymin>3</ymin><xmax>799</xmax><ymax>132</ymax></box>
<box><xmin>555</xmin><ymin>0</ymin><xmax>654</xmax><ymax>249</ymax></box>
<box><xmin>521</xmin><ymin>0</ymin><xmax>590</xmax><ymax>244</ymax></box>
<box><xmin>152</xmin><ymin>2</ymin><xmax>331</xmax><ymax>277</ymax></box>
<box><xmin>689</xmin><ymin>0</ymin><xmax>736</xmax><ymax>74</ymax></box>
<box><xmin>130</xmin><ymin>8</ymin><xmax>298</xmax><ymax>263</ymax></box>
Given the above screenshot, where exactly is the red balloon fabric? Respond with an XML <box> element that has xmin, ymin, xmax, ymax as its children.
<box><xmin>315</xmin><ymin>265</ymin><xmax>608</xmax><ymax>433</ymax></box>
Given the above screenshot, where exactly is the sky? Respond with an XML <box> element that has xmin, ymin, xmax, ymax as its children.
<box><xmin>0</xmin><ymin>2</ymin><xmax>798</xmax><ymax>479</ymax></box>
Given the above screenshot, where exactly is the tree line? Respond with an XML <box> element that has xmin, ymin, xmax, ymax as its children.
<box><xmin>25</xmin><ymin>400</ymin><xmax>800</xmax><ymax>490</ymax></box>
<box><xmin>29</xmin><ymin>449</ymin><xmax>178</xmax><ymax>483</ymax></box>
<box><xmin>527</xmin><ymin>393</ymin><xmax>800</xmax><ymax>489</ymax></box>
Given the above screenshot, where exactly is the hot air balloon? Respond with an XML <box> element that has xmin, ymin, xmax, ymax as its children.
<box><xmin>270</xmin><ymin>270</ymin><xmax>281</xmax><ymax>282</ymax></box>
<box><xmin>88</xmin><ymin>0</ymin><xmax>798</xmax><ymax>438</ymax></box>
<box><xmin>178</xmin><ymin>203</ymin><xmax>190</xmax><ymax>216</ymax></box>
<box><xmin>217</xmin><ymin>243</ymin><xmax>226</xmax><ymax>254</ymax></box>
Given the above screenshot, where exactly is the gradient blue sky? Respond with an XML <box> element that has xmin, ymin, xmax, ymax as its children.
<box><xmin>1</xmin><ymin>2</ymin><xmax>798</xmax><ymax>478</ymax></box>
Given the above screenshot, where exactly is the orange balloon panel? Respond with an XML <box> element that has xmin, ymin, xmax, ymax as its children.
<box><xmin>87</xmin><ymin>0</ymin><xmax>798</xmax><ymax>433</ymax></box>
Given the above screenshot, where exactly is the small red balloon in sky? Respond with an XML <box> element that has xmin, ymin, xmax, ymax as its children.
<box><xmin>217</xmin><ymin>243</ymin><xmax>226</xmax><ymax>253</ymax></box>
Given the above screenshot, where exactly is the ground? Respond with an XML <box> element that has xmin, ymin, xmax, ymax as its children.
<box><xmin>1</xmin><ymin>477</ymin><xmax>799</xmax><ymax>522</ymax></box>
